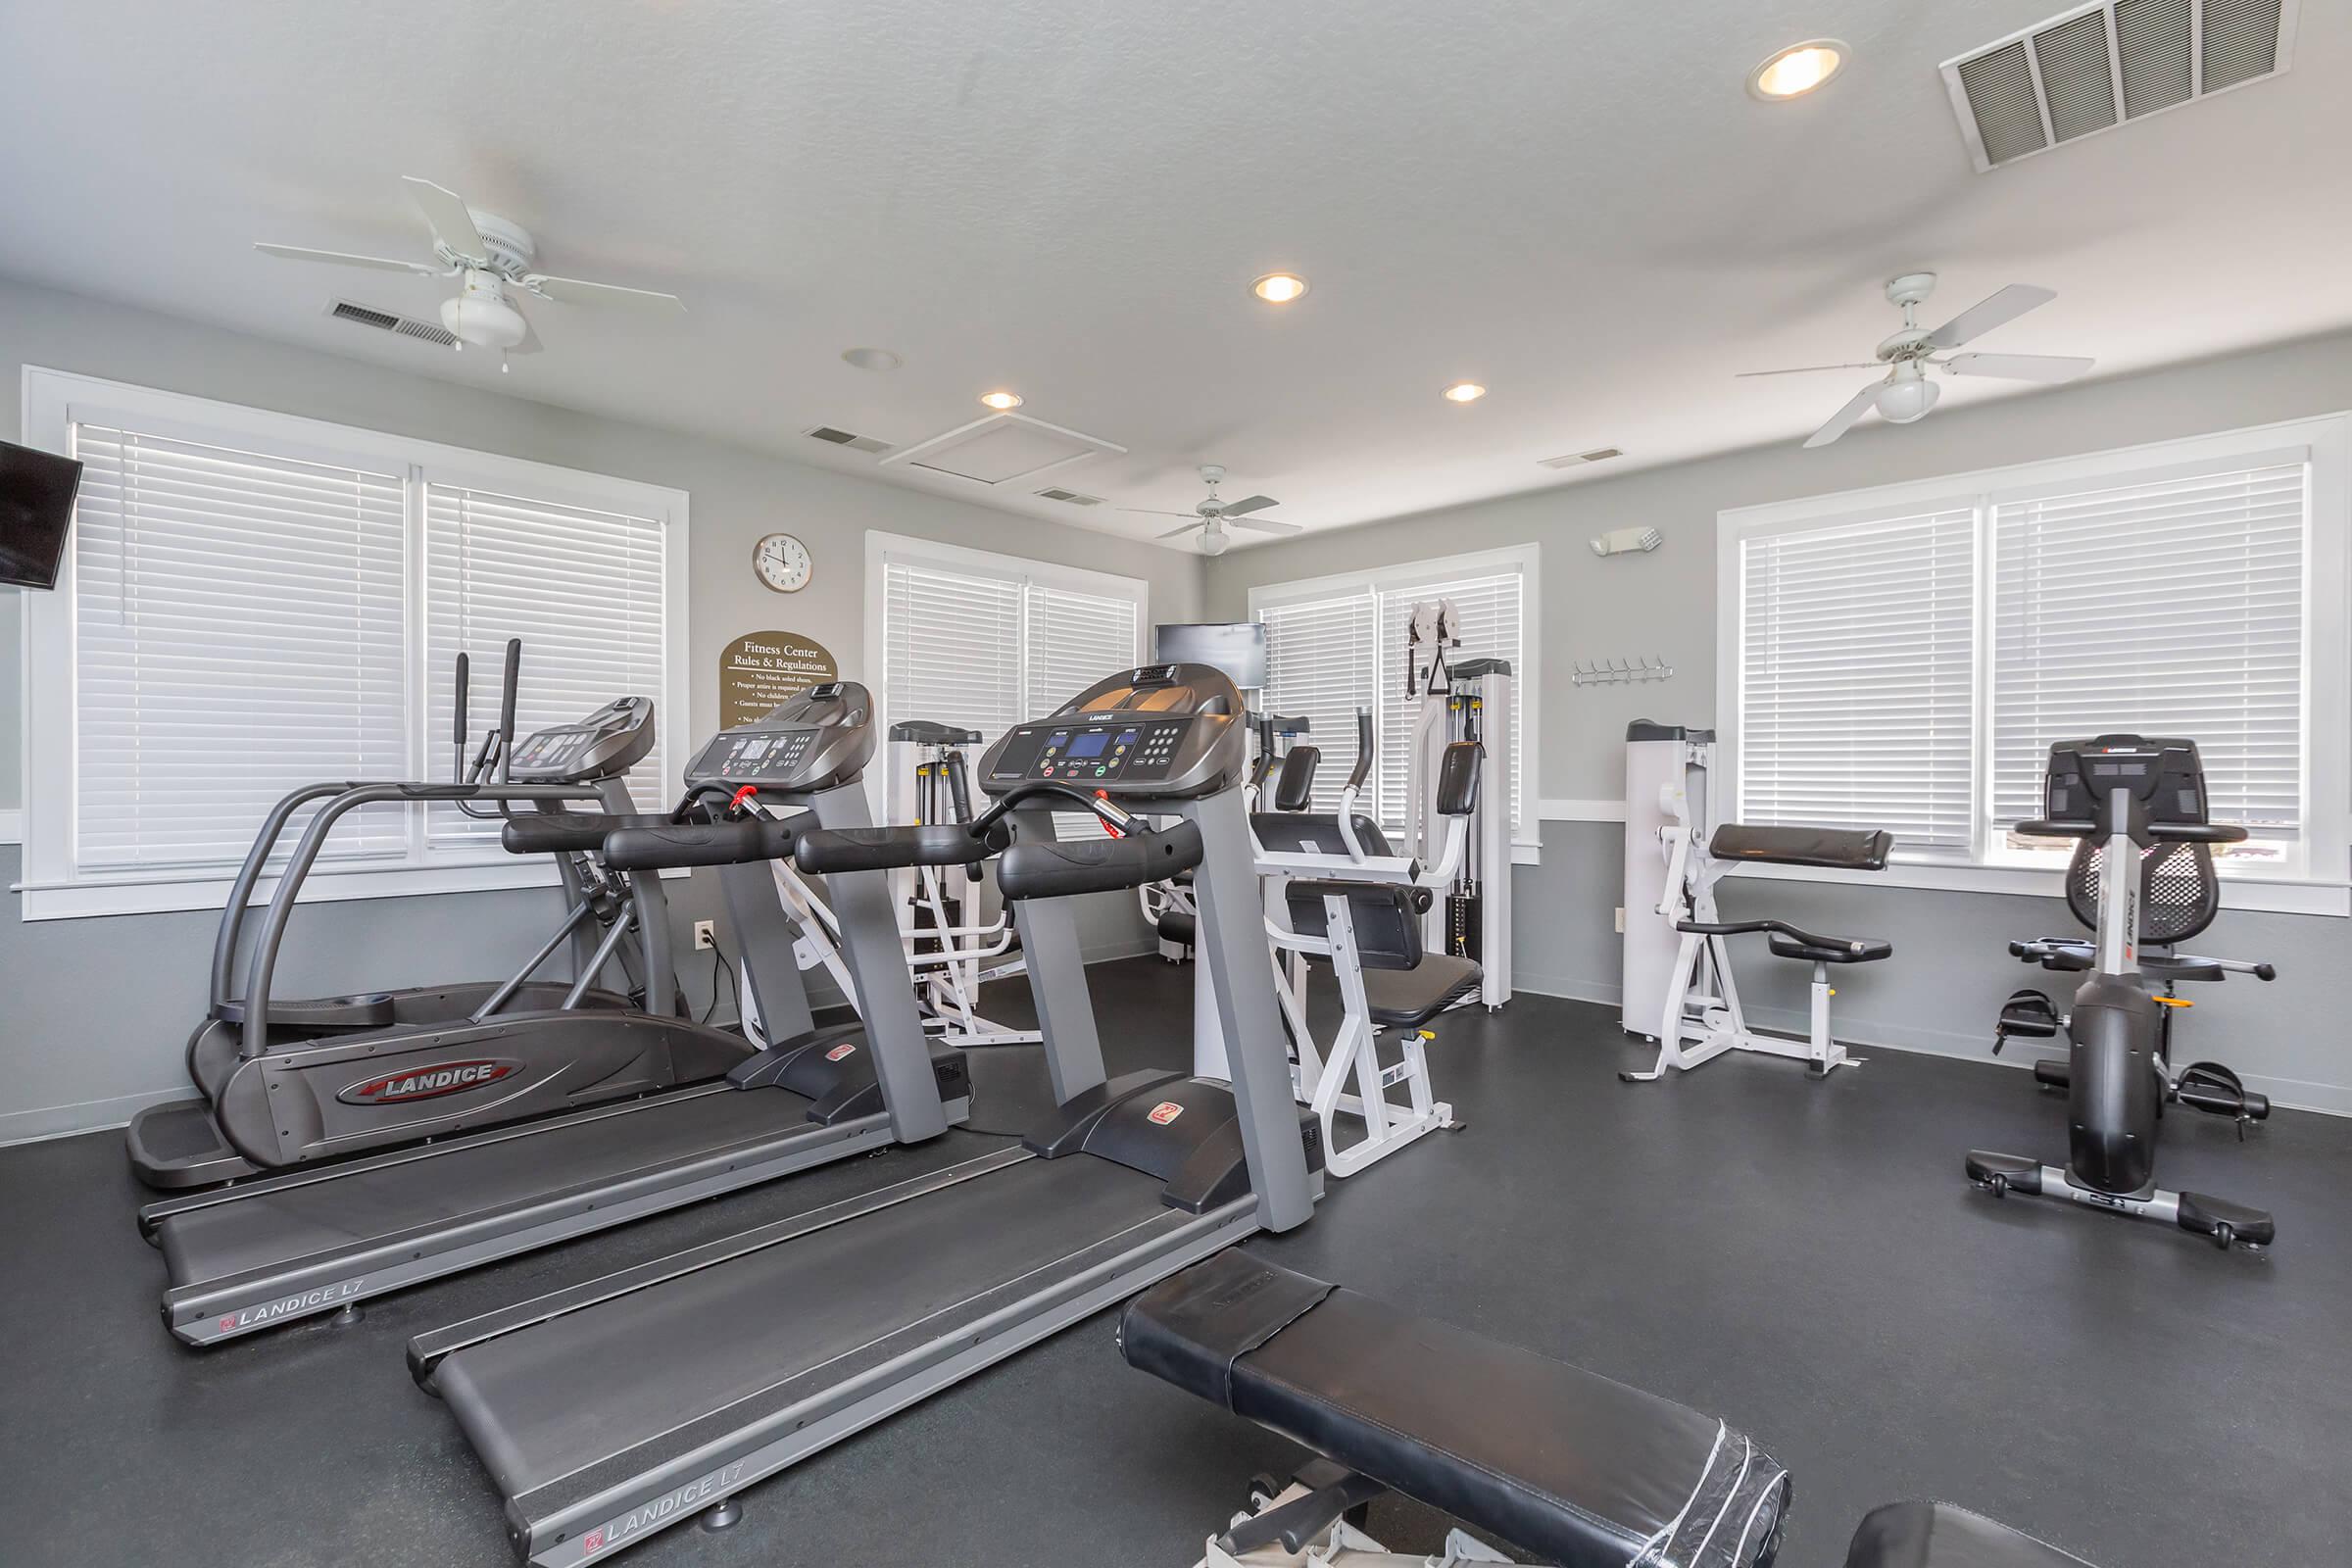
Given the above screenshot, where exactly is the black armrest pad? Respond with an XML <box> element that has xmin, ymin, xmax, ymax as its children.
<box><xmin>795</xmin><ymin>824</ymin><xmax>982</xmax><ymax>874</ymax></box>
<box><xmin>1122</xmin><ymin>1252</ymin><xmax>1790</xmax><ymax>1568</ymax></box>
<box><xmin>603</xmin><ymin>817</ymin><xmax>799</xmax><ymax>871</ymax></box>
<box><xmin>1711</xmin><ymin>823</ymin><xmax>1892</xmax><ymax>871</ymax></box>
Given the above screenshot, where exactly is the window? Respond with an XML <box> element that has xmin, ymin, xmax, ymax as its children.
<box><xmin>1720</xmin><ymin>415</ymin><xmax>2349</xmax><ymax>909</ymax></box>
<box><xmin>19</xmin><ymin>368</ymin><xmax>689</xmax><ymax>920</ymax></box>
<box><xmin>864</xmin><ymin>532</ymin><xmax>1146</xmax><ymax>831</ymax></box>
<box><xmin>1249</xmin><ymin>545</ymin><xmax>1539</xmax><ymax>855</ymax></box>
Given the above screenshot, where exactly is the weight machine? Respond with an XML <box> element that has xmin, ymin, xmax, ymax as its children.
<box><xmin>1402</xmin><ymin>599</ymin><xmax>1511</xmax><ymax>1007</ymax></box>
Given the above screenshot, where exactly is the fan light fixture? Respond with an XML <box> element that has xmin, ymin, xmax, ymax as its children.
<box><xmin>979</xmin><ymin>391</ymin><xmax>1024</xmax><ymax>410</ymax></box>
<box><xmin>1748</xmin><ymin>40</ymin><xmax>1846</xmax><ymax>100</ymax></box>
<box><xmin>1251</xmin><ymin>272</ymin><xmax>1310</xmax><ymax>304</ymax></box>
<box><xmin>1199</xmin><ymin>525</ymin><xmax>1231</xmax><ymax>557</ymax></box>
<box><xmin>1875</xmin><ymin>363</ymin><xmax>1940</xmax><ymax>424</ymax></box>
<box><xmin>1443</xmin><ymin>382</ymin><xmax>1487</xmax><ymax>404</ymax></box>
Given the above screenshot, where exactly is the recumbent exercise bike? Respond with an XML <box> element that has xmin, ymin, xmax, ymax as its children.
<box><xmin>1967</xmin><ymin>735</ymin><xmax>2277</xmax><ymax>1250</ymax></box>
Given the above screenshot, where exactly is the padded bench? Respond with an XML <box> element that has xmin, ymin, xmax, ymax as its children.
<box><xmin>1122</xmin><ymin>1252</ymin><xmax>2095</xmax><ymax>1568</ymax></box>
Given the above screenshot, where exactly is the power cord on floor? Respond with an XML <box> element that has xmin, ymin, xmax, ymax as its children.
<box><xmin>700</xmin><ymin>934</ymin><xmax>740</xmax><ymax>1027</ymax></box>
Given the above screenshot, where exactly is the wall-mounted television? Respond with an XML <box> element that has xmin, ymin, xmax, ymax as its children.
<box><xmin>1152</xmin><ymin>621</ymin><xmax>1269</xmax><ymax>689</ymax></box>
<box><xmin>0</xmin><ymin>439</ymin><xmax>84</xmax><ymax>591</ymax></box>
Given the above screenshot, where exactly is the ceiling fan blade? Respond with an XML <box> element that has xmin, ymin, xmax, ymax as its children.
<box><xmin>1924</xmin><ymin>284</ymin><xmax>2055</xmax><ymax>349</ymax></box>
<box><xmin>254</xmin><ymin>242</ymin><xmax>442</xmax><ymax>275</ymax></box>
<box><xmin>523</xmin><ymin>274</ymin><xmax>687</xmax><ymax>314</ymax></box>
<box><xmin>1120</xmin><ymin>508</ymin><xmax>1202</xmax><ymax>518</ymax></box>
<box><xmin>402</xmin><ymin>176</ymin><xmax>490</xmax><ymax>263</ymax></box>
<box><xmin>509</xmin><ymin>315</ymin><xmax>545</xmax><ymax>356</ymax></box>
<box><xmin>1802</xmin><ymin>381</ymin><xmax>1885</xmax><ymax>450</ymax></box>
<box><xmin>1157</xmin><ymin>520</ymin><xmax>1208</xmax><ymax>540</ymax></box>
<box><xmin>1231</xmin><ymin>516</ymin><xmax>1302</xmax><ymax>535</ymax></box>
<box><xmin>1940</xmin><ymin>351</ymin><xmax>2092</xmax><ymax>384</ymax></box>
<box><xmin>1735</xmin><ymin>363</ymin><xmax>1880</xmax><ymax>378</ymax></box>
<box><xmin>1220</xmin><ymin>494</ymin><xmax>1279</xmax><ymax>517</ymax></box>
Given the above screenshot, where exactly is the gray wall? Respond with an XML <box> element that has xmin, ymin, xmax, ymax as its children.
<box><xmin>1207</xmin><ymin>329</ymin><xmax>2352</xmax><ymax>1113</ymax></box>
<box><xmin>2</xmin><ymin>275</ymin><xmax>1200</xmax><ymax>1141</ymax></box>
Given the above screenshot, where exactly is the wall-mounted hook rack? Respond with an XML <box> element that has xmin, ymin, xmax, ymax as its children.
<box><xmin>1572</xmin><ymin>655</ymin><xmax>1675</xmax><ymax>687</ymax></box>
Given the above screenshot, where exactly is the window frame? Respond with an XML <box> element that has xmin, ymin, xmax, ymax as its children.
<box><xmin>17</xmin><ymin>366</ymin><xmax>691</xmax><ymax>921</ymax></box>
<box><xmin>1246</xmin><ymin>542</ymin><xmax>1543</xmax><ymax>865</ymax></box>
<box><xmin>1716</xmin><ymin>412</ymin><xmax>2351</xmax><ymax>917</ymax></box>
<box><xmin>859</xmin><ymin>528</ymin><xmax>1148</xmax><ymax>818</ymax></box>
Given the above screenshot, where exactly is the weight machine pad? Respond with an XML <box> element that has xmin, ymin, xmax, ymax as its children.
<box><xmin>1361</xmin><ymin>955</ymin><xmax>1483</xmax><ymax>1026</ymax></box>
<box><xmin>1767</xmin><ymin>933</ymin><xmax>1892</xmax><ymax>965</ymax></box>
<box><xmin>1121</xmin><ymin>1250</ymin><xmax>1790</xmax><ymax>1568</ymax></box>
<box><xmin>1711</xmin><ymin>823</ymin><xmax>1893</xmax><ymax>871</ymax></box>
<box><xmin>1844</xmin><ymin>1501</ymin><xmax>2096</xmax><ymax>1568</ymax></box>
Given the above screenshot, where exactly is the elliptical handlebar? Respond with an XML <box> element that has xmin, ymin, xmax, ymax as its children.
<box><xmin>452</xmin><ymin>651</ymin><xmax>470</xmax><ymax>783</ymax></box>
<box><xmin>496</xmin><ymin>637</ymin><xmax>522</xmax><ymax>785</ymax></box>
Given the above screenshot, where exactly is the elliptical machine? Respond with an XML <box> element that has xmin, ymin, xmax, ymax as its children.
<box><xmin>1966</xmin><ymin>736</ymin><xmax>2277</xmax><ymax>1250</ymax></box>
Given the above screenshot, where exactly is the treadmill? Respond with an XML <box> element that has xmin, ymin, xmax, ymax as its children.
<box><xmin>128</xmin><ymin>644</ymin><xmax>677</xmax><ymax>1189</ymax></box>
<box><xmin>136</xmin><ymin>683</ymin><xmax>967</xmax><ymax>1346</ymax></box>
<box><xmin>408</xmin><ymin>661</ymin><xmax>1320</xmax><ymax>1566</ymax></box>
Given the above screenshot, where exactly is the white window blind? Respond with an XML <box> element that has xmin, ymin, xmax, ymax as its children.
<box><xmin>873</xmin><ymin>543</ymin><xmax>1145</xmax><ymax>837</ymax></box>
<box><xmin>1989</xmin><ymin>462</ymin><xmax>2305</xmax><ymax>845</ymax></box>
<box><xmin>1739</xmin><ymin>507</ymin><xmax>1977</xmax><ymax>850</ymax></box>
<box><xmin>1255</xmin><ymin>592</ymin><xmax>1377</xmax><ymax>814</ymax></box>
<box><xmin>1374</xmin><ymin>571</ymin><xmax>1525</xmax><ymax>834</ymax></box>
<box><xmin>880</xmin><ymin>559</ymin><xmax>1026</xmax><ymax>745</ymax></box>
<box><xmin>424</xmin><ymin>483</ymin><xmax>670</xmax><ymax>845</ymax></box>
<box><xmin>69</xmin><ymin>424</ymin><xmax>409</xmax><ymax>870</ymax></box>
<box><xmin>1025</xmin><ymin>581</ymin><xmax>1142</xmax><ymax>727</ymax></box>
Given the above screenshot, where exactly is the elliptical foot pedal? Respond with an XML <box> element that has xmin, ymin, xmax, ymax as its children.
<box><xmin>1966</xmin><ymin>1151</ymin><xmax>2041</xmax><ymax>1197</ymax></box>
<box><xmin>2177</xmin><ymin>1190</ymin><xmax>2275</xmax><ymax>1250</ymax></box>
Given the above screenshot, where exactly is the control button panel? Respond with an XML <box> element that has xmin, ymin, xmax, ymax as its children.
<box><xmin>507</xmin><ymin>698</ymin><xmax>656</xmax><ymax>783</ymax></box>
<box><xmin>690</xmin><ymin>726</ymin><xmax>820</xmax><ymax>785</ymax></box>
<box><xmin>995</xmin><ymin>716</ymin><xmax>1189</xmax><ymax>788</ymax></box>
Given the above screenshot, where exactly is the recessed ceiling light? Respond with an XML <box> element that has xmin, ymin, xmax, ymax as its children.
<box><xmin>1748</xmin><ymin>39</ymin><xmax>1847</xmax><ymax>100</ymax></box>
<box><xmin>1443</xmin><ymin>382</ymin><xmax>1487</xmax><ymax>404</ymax></box>
<box><xmin>979</xmin><ymin>391</ymin><xmax>1024</xmax><ymax>411</ymax></box>
<box><xmin>841</xmin><ymin>348</ymin><xmax>903</xmax><ymax>371</ymax></box>
<box><xmin>1250</xmin><ymin>272</ymin><xmax>1310</xmax><ymax>304</ymax></box>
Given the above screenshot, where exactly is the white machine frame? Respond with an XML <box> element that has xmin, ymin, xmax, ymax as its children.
<box><xmin>1252</xmin><ymin>772</ymin><xmax>1467</xmax><ymax>1177</ymax></box>
<box><xmin>1195</xmin><ymin>1481</ymin><xmax>1514</xmax><ymax>1568</ymax></box>
<box><xmin>1620</xmin><ymin>727</ymin><xmax>1860</xmax><ymax>1081</ymax></box>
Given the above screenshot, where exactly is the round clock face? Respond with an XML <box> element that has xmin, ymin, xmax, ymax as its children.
<box><xmin>754</xmin><ymin>532</ymin><xmax>812</xmax><ymax>593</ymax></box>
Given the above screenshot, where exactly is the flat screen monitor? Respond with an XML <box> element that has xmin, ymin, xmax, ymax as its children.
<box><xmin>0</xmin><ymin>440</ymin><xmax>83</xmax><ymax>591</ymax></box>
<box><xmin>1152</xmin><ymin>621</ymin><xmax>1268</xmax><ymax>690</ymax></box>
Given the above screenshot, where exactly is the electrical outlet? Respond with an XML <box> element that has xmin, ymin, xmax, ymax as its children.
<box><xmin>693</xmin><ymin>919</ymin><xmax>716</xmax><ymax>951</ymax></box>
<box><xmin>1613</xmin><ymin>906</ymin><xmax>1626</xmax><ymax>934</ymax></box>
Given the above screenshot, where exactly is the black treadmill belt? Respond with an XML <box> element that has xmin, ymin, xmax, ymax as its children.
<box><xmin>435</xmin><ymin>1157</ymin><xmax>1167</xmax><ymax>1496</ymax></box>
<box><xmin>157</xmin><ymin>1087</ymin><xmax>817</xmax><ymax>1288</ymax></box>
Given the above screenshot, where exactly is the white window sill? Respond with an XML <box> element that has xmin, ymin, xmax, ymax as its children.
<box><xmin>14</xmin><ymin>858</ymin><xmax>686</xmax><ymax>922</ymax></box>
<box><xmin>1725</xmin><ymin>856</ymin><xmax>2350</xmax><ymax>917</ymax></box>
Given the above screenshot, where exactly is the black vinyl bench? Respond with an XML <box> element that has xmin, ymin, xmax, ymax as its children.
<box><xmin>1122</xmin><ymin>1251</ymin><xmax>2094</xmax><ymax>1568</ymax></box>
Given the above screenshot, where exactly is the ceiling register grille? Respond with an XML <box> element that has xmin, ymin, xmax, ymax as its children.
<box><xmin>328</xmin><ymin>299</ymin><xmax>459</xmax><ymax>348</ymax></box>
<box><xmin>1942</xmin><ymin>0</ymin><xmax>2295</xmax><ymax>172</ymax></box>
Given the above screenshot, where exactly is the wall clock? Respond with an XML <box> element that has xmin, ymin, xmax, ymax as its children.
<box><xmin>753</xmin><ymin>532</ymin><xmax>812</xmax><ymax>593</ymax></box>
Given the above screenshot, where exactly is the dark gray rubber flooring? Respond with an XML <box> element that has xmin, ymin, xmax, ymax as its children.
<box><xmin>2</xmin><ymin>959</ymin><xmax>2346</xmax><ymax>1568</ymax></box>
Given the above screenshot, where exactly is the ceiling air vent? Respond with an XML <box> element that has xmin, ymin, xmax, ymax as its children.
<box><xmin>326</xmin><ymin>299</ymin><xmax>460</xmax><ymax>349</ymax></box>
<box><xmin>1035</xmin><ymin>487</ymin><xmax>1104</xmax><ymax>506</ymax></box>
<box><xmin>1941</xmin><ymin>0</ymin><xmax>2298</xmax><ymax>172</ymax></box>
<box><xmin>1539</xmin><ymin>448</ymin><xmax>1624</xmax><ymax>469</ymax></box>
<box><xmin>804</xmin><ymin>425</ymin><xmax>892</xmax><ymax>455</ymax></box>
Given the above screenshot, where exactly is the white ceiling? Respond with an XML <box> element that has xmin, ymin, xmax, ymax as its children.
<box><xmin>3</xmin><ymin>2</ymin><xmax>2344</xmax><ymax>550</ymax></box>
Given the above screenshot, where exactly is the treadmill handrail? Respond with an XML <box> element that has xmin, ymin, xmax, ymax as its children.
<box><xmin>235</xmin><ymin>779</ymin><xmax>615</xmax><ymax>1063</ymax></box>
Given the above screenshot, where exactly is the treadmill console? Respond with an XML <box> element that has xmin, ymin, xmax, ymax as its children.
<box><xmin>979</xmin><ymin>662</ymin><xmax>1245</xmax><ymax>801</ymax></box>
<box><xmin>685</xmin><ymin>680</ymin><xmax>875</xmax><ymax>794</ymax></box>
<box><xmin>506</xmin><ymin>697</ymin><xmax>657</xmax><ymax>783</ymax></box>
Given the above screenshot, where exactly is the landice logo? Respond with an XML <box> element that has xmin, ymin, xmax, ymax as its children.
<box><xmin>1148</xmin><ymin>1101</ymin><xmax>1185</xmax><ymax>1125</ymax></box>
<box><xmin>217</xmin><ymin>1278</ymin><xmax>366</xmax><ymax>1333</ymax></box>
<box><xmin>824</xmin><ymin>1042</ymin><xmax>858</xmax><ymax>1062</ymax></box>
<box><xmin>589</xmin><ymin>1462</ymin><xmax>748</xmax><ymax>1553</ymax></box>
<box><xmin>337</xmin><ymin>1058</ymin><xmax>521</xmax><ymax>1105</ymax></box>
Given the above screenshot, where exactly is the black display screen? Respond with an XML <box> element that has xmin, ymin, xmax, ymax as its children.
<box><xmin>0</xmin><ymin>440</ymin><xmax>83</xmax><ymax>591</ymax></box>
<box><xmin>1067</xmin><ymin>729</ymin><xmax>1111</xmax><ymax>760</ymax></box>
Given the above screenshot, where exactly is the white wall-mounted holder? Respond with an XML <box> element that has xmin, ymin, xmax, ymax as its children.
<box><xmin>1572</xmin><ymin>656</ymin><xmax>1675</xmax><ymax>686</ymax></box>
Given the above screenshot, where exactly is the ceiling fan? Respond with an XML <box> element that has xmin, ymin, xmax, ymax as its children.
<box><xmin>1123</xmin><ymin>466</ymin><xmax>1303</xmax><ymax>555</ymax></box>
<box><xmin>255</xmin><ymin>176</ymin><xmax>686</xmax><ymax>370</ymax></box>
<box><xmin>1743</xmin><ymin>273</ymin><xmax>2094</xmax><ymax>448</ymax></box>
